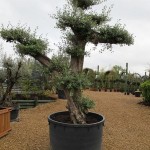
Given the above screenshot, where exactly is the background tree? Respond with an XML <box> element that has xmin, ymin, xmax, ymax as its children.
<box><xmin>0</xmin><ymin>0</ymin><xmax>133</xmax><ymax>124</ymax></box>
<box><xmin>83</xmin><ymin>68</ymin><xmax>96</xmax><ymax>89</ymax></box>
<box><xmin>112</xmin><ymin>65</ymin><xmax>124</xmax><ymax>78</ymax></box>
<box><xmin>0</xmin><ymin>68</ymin><xmax>5</xmax><ymax>99</ymax></box>
<box><xmin>0</xmin><ymin>55</ymin><xmax>22</xmax><ymax>106</ymax></box>
<box><xmin>111</xmin><ymin>65</ymin><xmax>124</xmax><ymax>90</ymax></box>
<box><xmin>18</xmin><ymin>58</ymin><xmax>50</xmax><ymax>93</ymax></box>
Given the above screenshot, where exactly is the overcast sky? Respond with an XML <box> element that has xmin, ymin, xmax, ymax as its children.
<box><xmin>0</xmin><ymin>0</ymin><xmax>150</xmax><ymax>75</ymax></box>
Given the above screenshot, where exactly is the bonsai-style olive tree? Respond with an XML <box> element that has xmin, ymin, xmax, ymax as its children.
<box><xmin>0</xmin><ymin>0</ymin><xmax>133</xmax><ymax>124</ymax></box>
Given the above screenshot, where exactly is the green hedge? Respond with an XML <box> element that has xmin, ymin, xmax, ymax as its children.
<box><xmin>140</xmin><ymin>80</ymin><xmax>150</xmax><ymax>103</ymax></box>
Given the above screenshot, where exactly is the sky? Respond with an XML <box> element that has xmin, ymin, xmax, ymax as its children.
<box><xmin>0</xmin><ymin>0</ymin><xmax>150</xmax><ymax>76</ymax></box>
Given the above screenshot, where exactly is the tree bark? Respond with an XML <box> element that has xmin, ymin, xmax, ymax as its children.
<box><xmin>33</xmin><ymin>53</ymin><xmax>52</xmax><ymax>68</ymax></box>
<box><xmin>0</xmin><ymin>62</ymin><xmax>22</xmax><ymax>106</ymax></box>
<box><xmin>65</xmin><ymin>42</ymin><xmax>87</xmax><ymax>124</ymax></box>
<box><xmin>70</xmin><ymin>56</ymin><xmax>84</xmax><ymax>73</ymax></box>
<box><xmin>64</xmin><ymin>88</ymin><xmax>86</xmax><ymax>124</ymax></box>
<box><xmin>0</xmin><ymin>83</ymin><xmax>4</xmax><ymax>102</ymax></box>
<box><xmin>0</xmin><ymin>82</ymin><xmax>14</xmax><ymax>106</ymax></box>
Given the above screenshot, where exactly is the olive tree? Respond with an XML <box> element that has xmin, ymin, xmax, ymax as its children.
<box><xmin>0</xmin><ymin>56</ymin><xmax>22</xmax><ymax>106</ymax></box>
<box><xmin>0</xmin><ymin>0</ymin><xmax>133</xmax><ymax>123</ymax></box>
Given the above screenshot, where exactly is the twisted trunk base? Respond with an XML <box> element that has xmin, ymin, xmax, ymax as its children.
<box><xmin>64</xmin><ymin>89</ymin><xmax>86</xmax><ymax>124</ymax></box>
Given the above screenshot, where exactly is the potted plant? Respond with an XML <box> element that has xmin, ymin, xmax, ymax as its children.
<box><xmin>134</xmin><ymin>89</ymin><xmax>141</xmax><ymax>97</ymax></box>
<box><xmin>0</xmin><ymin>0</ymin><xmax>133</xmax><ymax>149</ymax></box>
<box><xmin>57</xmin><ymin>88</ymin><xmax>66</xmax><ymax>99</ymax></box>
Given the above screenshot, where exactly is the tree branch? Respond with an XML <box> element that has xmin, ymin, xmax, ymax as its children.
<box><xmin>89</xmin><ymin>26</ymin><xmax>134</xmax><ymax>45</ymax></box>
<box><xmin>32</xmin><ymin>52</ymin><xmax>52</xmax><ymax>68</ymax></box>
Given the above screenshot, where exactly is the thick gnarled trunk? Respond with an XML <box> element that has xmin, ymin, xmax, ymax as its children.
<box><xmin>33</xmin><ymin>53</ymin><xmax>52</xmax><ymax>68</ymax></box>
<box><xmin>70</xmin><ymin>56</ymin><xmax>84</xmax><ymax>73</ymax></box>
<box><xmin>66</xmin><ymin>48</ymin><xmax>87</xmax><ymax>123</ymax></box>
<box><xmin>0</xmin><ymin>62</ymin><xmax>22</xmax><ymax>107</ymax></box>
<box><xmin>65</xmin><ymin>40</ymin><xmax>87</xmax><ymax>124</ymax></box>
<box><xmin>0</xmin><ymin>83</ymin><xmax>14</xmax><ymax>106</ymax></box>
<box><xmin>64</xmin><ymin>88</ymin><xmax>86</xmax><ymax>124</ymax></box>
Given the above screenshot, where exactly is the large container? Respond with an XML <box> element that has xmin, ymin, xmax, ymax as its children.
<box><xmin>0</xmin><ymin>107</ymin><xmax>11</xmax><ymax>138</ymax></box>
<box><xmin>48</xmin><ymin>111</ymin><xmax>105</xmax><ymax>150</ymax></box>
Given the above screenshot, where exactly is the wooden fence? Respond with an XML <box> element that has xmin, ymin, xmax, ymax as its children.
<box><xmin>12</xmin><ymin>99</ymin><xmax>56</xmax><ymax>109</ymax></box>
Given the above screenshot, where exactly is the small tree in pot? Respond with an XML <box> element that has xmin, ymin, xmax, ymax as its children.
<box><xmin>0</xmin><ymin>0</ymin><xmax>133</xmax><ymax>149</ymax></box>
<box><xmin>0</xmin><ymin>55</ymin><xmax>22</xmax><ymax>121</ymax></box>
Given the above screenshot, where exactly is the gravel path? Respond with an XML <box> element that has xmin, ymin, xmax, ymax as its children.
<box><xmin>0</xmin><ymin>91</ymin><xmax>150</xmax><ymax>150</ymax></box>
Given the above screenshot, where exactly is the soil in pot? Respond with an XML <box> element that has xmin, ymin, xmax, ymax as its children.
<box><xmin>52</xmin><ymin>111</ymin><xmax>100</xmax><ymax>124</ymax></box>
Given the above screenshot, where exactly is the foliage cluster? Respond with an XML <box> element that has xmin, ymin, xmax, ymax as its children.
<box><xmin>79</xmin><ymin>96</ymin><xmax>95</xmax><ymax>113</ymax></box>
<box><xmin>56</xmin><ymin>71</ymin><xmax>91</xmax><ymax>92</ymax></box>
<box><xmin>140</xmin><ymin>80</ymin><xmax>150</xmax><ymax>103</ymax></box>
<box><xmin>70</xmin><ymin>0</ymin><xmax>103</xmax><ymax>9</ymax></box>
<box><xmin>0</xmin><ymin>27</ymin><xmax>48</xmax><ymax>56</ymax></box>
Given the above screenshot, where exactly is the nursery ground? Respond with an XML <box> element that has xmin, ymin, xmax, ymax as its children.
<box><xmin>0</xmin><ymin>91</ymin><xmax>150</xmax><ymax>150</ymax></box>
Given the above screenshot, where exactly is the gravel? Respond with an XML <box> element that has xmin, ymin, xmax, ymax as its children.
<box><xmin>0</xmin><ymin>91</ymin><xmax>150</xmax><ymax>150</ymax></box>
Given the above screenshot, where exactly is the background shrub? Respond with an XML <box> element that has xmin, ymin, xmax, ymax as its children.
<box><xmin>140</xmin><ymin>80</ymin><xmax>150</xmax><ymax>103</ymax></box>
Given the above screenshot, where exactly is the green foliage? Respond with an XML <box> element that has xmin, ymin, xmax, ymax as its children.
<box><xmin>20</xmin><ymin>76</ymin><xmax>43</xmax><ymax>93</ymax></box>
<box><xmin>100</xmin><ymin>24</ymin><xmax>133</xmax><ymax>45</ymax></box>
<box><xmin>56</xmin><ymin>8</ymin><xmax>109</xmax><ymax>31</ymax></box>
<box><xmin>0</xmin><ymin>69</ymin><xmax>5</xmax><ymax>83</ymax></box>
<box><xmin>83</xmin><ymin>68</ymin><xmax>95</xmax><ymax>84</ymax></box>
<box><xmin>18</xmin><ymin>59</ymin><xmax>50</xmax><ymax>92</ymax></box>
<box><xmin>65</xmin><ymin>45</ymin><xmax>87</xmax><ymax>57</ymax></box>
<box><xmin>43</xmin><ymin>90</ymin><xmax>54</xmax><ymax>97</ymax></box>
<box><xmin>0</xmin><ymin>56</ymin><xmax>22</xmax><ymax>84</ymax></box>
<box><xmin>140</xmin><ymin>80</ymin><xmax>150</xmax><ymax>103</ymax></box>
<box><xmin>54</xmin><ymin>0</ymin><xmax>133</xmax><ymax>58</ymax></box>
<box><xmin>56</xmin><ymin>72</ymin><xmax>90</xmax><ymax>90</ymax></box>
<box><xmin>70</xmin><ymin>0</ymin><xmax>103</xmax><ymax>10</ymax></box>
<box><xmin>0</xmin><ymin>54</ymin><xmax>22</xmax><ymax>106</ymax></box>
<box><xmin>89</xmin><ymin>24</ymin><xmax>134</xmax><ymax>48</ymax></box>
<box><xmin>49</xmin><ymin>55</ymin><xmax>70</xmax><ymax>72</ymax></box>
<box><xmin>80</xmin><ymin>97</ymin><xmax>95</xmax><ymax>112</ymax></box>
<box><xmin>55</xmin><ymin>5</ymin><xmax>109</xmax><ymax>41</ymax></box>
<box><xmin>0</xmin><ymin>27</ymin><xmax>48</xmax><ymax>56</ymax></box>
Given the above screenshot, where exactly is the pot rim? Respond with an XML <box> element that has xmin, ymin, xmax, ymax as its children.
<box><xmin>48</xmin><ymin>111</ymin><xmax>105</xmax><ymax>127</ymax></box>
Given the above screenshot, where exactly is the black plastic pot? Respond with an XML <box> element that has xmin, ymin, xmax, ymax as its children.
<box><xmin>48</xmin><ymin>111</ymin><xmax>105</xmax><ymax>150</ymax></box>
<box><xmin>134</xmin><ymin>91</ymin><xmax>141</xmax><ymax>97</ymax></box>
<box><xmin>57</xmin><ymin>90</ymin><xmax>66</xmax><ymax>99</ymax></box>
<box><xmin>10</xmin><ymin>105</ymin><xmax>20</xmax><ymax>122</ymax></box>
<box><xmin>124</xmin><ymin>92</ymin><xmax>130</xmax><ymax>95</ymax></box>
